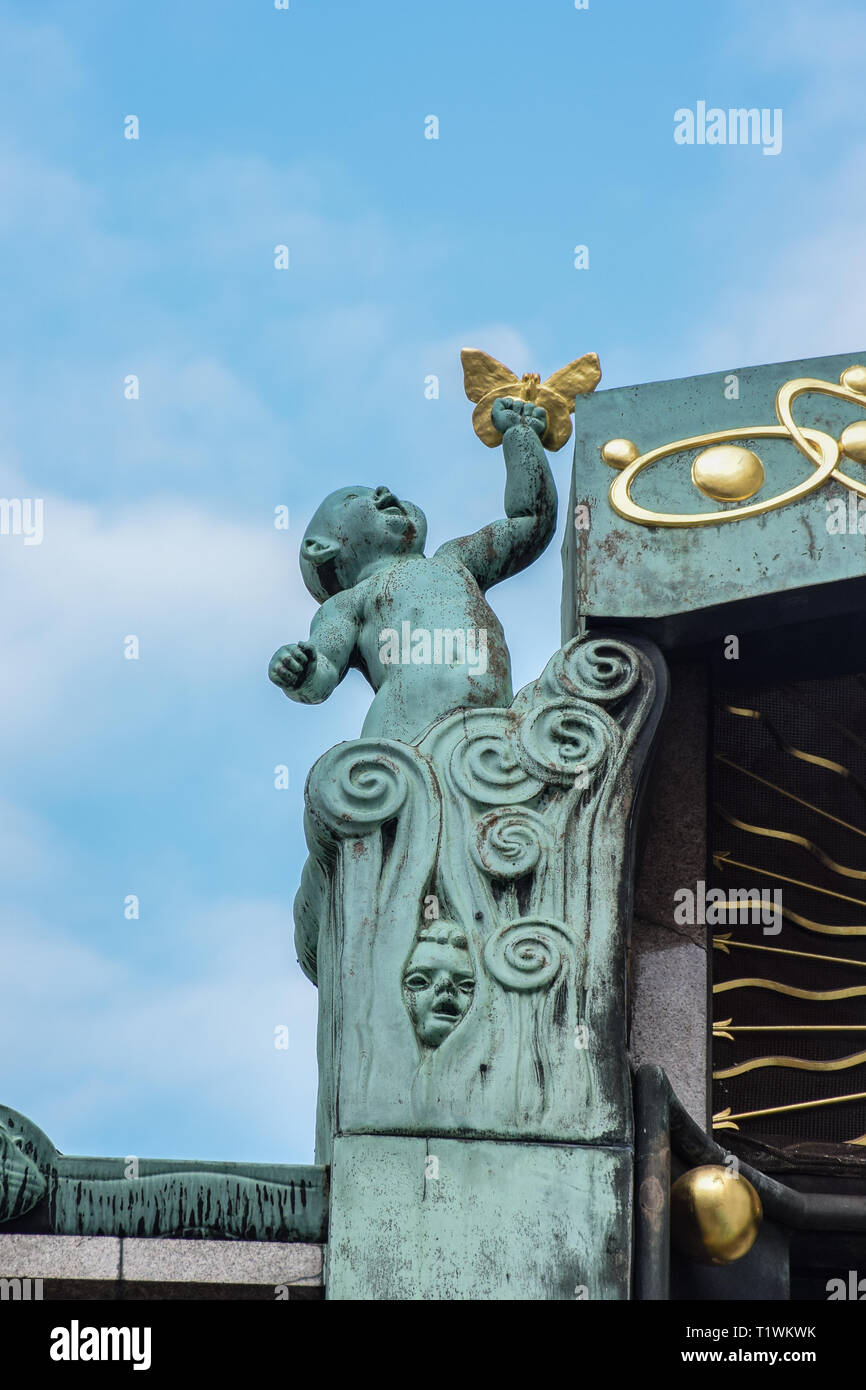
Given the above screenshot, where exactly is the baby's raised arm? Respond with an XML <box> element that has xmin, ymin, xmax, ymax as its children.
<box><xmin>435</xmin><ymin>397</ymin><xmax>557</xmax><ymax>591</ymax></box>
<box><xmin>269</xmin><ymin>591</ymin><xmax>360</xmax><ymax>705</ymax></box>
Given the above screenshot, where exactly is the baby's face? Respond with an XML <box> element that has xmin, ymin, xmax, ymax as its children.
<box><xmin>333</xmin><ymin>484</ymin><xmax>424</xmax><ymax>549</ymax></box>
<box><xmin>305</xmin><ymin>485</ymin><xmax>427</xmax><ymax>595</ymax></box>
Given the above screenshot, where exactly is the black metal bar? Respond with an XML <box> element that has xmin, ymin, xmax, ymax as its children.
<box><xmin>638</xmin><ymin>1063</ymin><xmax>866</xmax><ymax>1233</ymax></box>
<box><xmin>633</xmin><ymin>1064</ymin><xmax>671</xmax><ymax>1299</ymax></box>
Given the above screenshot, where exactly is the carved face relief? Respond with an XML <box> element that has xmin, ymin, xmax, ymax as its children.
<box><xmin>402</xmin><ymin>935</ymin><xmax>475</xmax><ymax>1048</ymax></box>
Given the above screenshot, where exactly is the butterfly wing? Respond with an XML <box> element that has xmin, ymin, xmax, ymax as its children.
<box><xmin>535</xmin><ymin>353</ymin><xmax>602</xmax><ymax>450</ymax></box>
<box><xmin>463</xmin><ymin>349</ymin><xmax>601</xmax><ymax>450</ymax></box>
<box><xmin>472</xmin><ymin>387</ymin><xmax>520</xmax><ymax>447</ymax></box>
<box><xmin>532</xmin><ymin>390</ymin><xmax>573</xmax><ymax>452</ymax></box>
<box><xmin>542</xmin><ymin>352</ymin><xmax>602</xmax><ymax>404</ymax></box>
<box><xmin>460</xmin><ymin>348</ymin><xmax>520</xmax><ymax>404</ymax></box>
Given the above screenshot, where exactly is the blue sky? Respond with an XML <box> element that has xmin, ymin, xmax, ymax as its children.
<box><xmin>1</xmin><ymin>0</ymin><xmax>864</xmax><ymax>1164</ymax></box>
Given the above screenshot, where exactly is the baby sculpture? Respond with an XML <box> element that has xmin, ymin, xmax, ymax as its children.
<box><xmin>268</xmin><ymin>394</ymin><xmax>558</xmax><ymax>742</ymax></box>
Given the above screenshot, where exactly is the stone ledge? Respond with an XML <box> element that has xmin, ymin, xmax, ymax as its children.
<box><xmin>121</xmin><ymin>1236</ymin><xmax>322</xmax><ymax>1285</ymax></box>
<box><xmin>0</xmin><ymin>1234</ymin><xmax>120</xmax><ymax>1280</ymax></box>
<box><xmin>0</xmin><ymin>1234</ymin><xmax>323</xmax><ymax>1297</ymax></box>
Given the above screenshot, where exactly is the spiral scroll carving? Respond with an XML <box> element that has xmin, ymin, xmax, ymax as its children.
<box><xmin>451</xmin><ymin>727</ymin><xmax>543</xmax><ymax>805</ymax></box>
<box><xmin>470</xmin><ymin>807</ymin><xmax>552</xmax><ymax>880</ymax></box>
<box><xmin>517</xmin><ymin>700</ymin><xmax>615</xmax><ymax>785</ymax></box>
<box><xmin>483</xmin><ymin>918</ymin><xmax>574</xmax><ymax>993</ymax></box>
<box><xmin>544</xmin><ymin>638</ymin><xmax>639</xmax><ymax>704</ymax></box>
<box><xmin>307</xmin><ymin>740</ymin><xmax>427</xmax><ymax>837</ymax></box>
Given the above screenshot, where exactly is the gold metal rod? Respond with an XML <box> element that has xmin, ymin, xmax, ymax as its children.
<box><xmin>714</xmin><ymin>976</ymin><xmax>866</xmax><ymax>1001</ymax></box>
<box><xmin>716</xmin><ymin>1024</ymin><xmax>866</xmax><ymax>1033</ymax></box>
<box><xmin>714</xmin><ymin>1047</ymin><xmax>866</xmax><ymax>1079</ymax></box>
<box><xmin>714</xmin><ymin>1091</ymin><xmax>866</xmax><ymax>1125</ymax></box>
<box><xmin>714</xmin><ymin>851</ymin><xmax>866</xmax><ymax>909</ymax></box>
<box><xmin>713</xmin><ymin>934</ymin><xmax>866</xmax><ymax>970</ymax></box>
<box><xmin>711</xmin><ymin>898</ymin><xmax>866</xmax><ymax>937</ymax></box>
<box><xmin>714</xmin><ymin>754</ymin><xmax>866</xmax><ymax>841</ymax></box>
<box><xmin>778</xmin><ymin>683</ymin><xmax>866</xmax><ymax>755</ymax></box>
<box><xmin>714</xmin><ymin>804</ymin><xmax>866</xmax><ymax>880</ymax></box>
<box><xmin>724</xmin><ymin>703</ymin><xmax>866</xmax><ymax>801</ymax></box>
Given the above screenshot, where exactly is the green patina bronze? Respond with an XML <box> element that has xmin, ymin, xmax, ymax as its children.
<box><xmin>306</xmin><ymin>627</ymin><xmax>666</xmax><ymax>1298</ymax></box>
<box><xmin>5</xmin><ymin>351</ymin><xmax>865</xmax><ymax>1297</ymax></box>
<box><xmin>298</xmin><ymin>632</ymin><xmax>666</xmax><ymax>1162</ymax></box>
<box><xmin>268</xmin><ymin>396</ymin><xmax>556</xmax><ymax>742</ymax></box>
<box><xmin>563</xmin><ymin>349</ymin><xmax>866</xmax><ymax>649</ymax></box>
<box><xmin>273</xmin><ymin>394</ymin><xmax>668</xmax><ymax>1298</ymax></box>
<box><xmin>0</xmin><ymin>1106</ymin><xmax>326</xmax><ymax>1243</ymax></box>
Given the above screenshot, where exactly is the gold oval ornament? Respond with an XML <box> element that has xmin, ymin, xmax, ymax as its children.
<box><xmin>691</xmin><ymin>445</ymin><xmax>765</xmax><ymax>502</ymax></box>
<box><xmin>776</xmin><ymin>374</ymin><xmax>866</xmax><ymax>500</ymax></box>
<box><xmin>606</xmin><ymin>363</ymin><xmax>866</xmax><ymax>526</ymax></box>
<box><xmin>670</xmin><ymin>1165</ymin><xmax>762</xmax><ymax>1265</ymax></box>
<box><xmin>609</xmin><ymin>425</ymin><xmax>839</xmax><ymax>527</ymax></box>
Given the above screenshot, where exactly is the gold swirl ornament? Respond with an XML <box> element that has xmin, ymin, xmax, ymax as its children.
<box><xmin>604</xmin><ymin>365</ymin><xmax>866</xmax><ymax>526</ymax></box>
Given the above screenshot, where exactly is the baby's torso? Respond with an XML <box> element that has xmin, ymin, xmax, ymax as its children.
<box><xmin>355</xmin><ymin>556</ymin><xmax>513</xmax><ymax>740</ymax></box>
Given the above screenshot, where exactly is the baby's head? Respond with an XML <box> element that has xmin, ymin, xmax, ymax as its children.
<box><xmin>300</xmin><ymin>485</ymin><xmax>427</xmax><ymax>603</ymax></box>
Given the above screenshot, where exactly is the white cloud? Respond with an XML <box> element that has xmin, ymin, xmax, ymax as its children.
<box><xmin>0</xmin><ymin>18</ymin><xmax>84</xmax><ymax>124</ymax></box>
<box><xmin>0</xmin><ymin>355</ymin><xmax>295</xmax><ymax>498</ymax></box>
<box><xmin>693</xmin><ymin>145</ymin><xmax>866</xmax><ymax>369</ymax></box>
<box><xmin>0</xmin><ymin>798</ymin><xmax>60</xmax><ymax>879</ymax></box>
<box><xmin>0</xmin><ymin>899</ymin><xmax>318</xmax><ymax>1161</ymax></box>
<box><xmin>0</xmin><ymin>492</ymin><xmax>313</xmax><ymax>751</ymax></box>
<box><xmin>728</xmin><ymin>3</ymin><xmax>866</xmax><ymax>132</ymax></box>
<box><xmin>676</xmin><ymin>1</ymin><xmax>866</xmax><ymax>372</ymax></box>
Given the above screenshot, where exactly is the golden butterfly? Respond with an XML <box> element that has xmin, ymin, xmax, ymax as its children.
<box><xmin>460</xmin><ymin>347</ymin><xmax>602</xmax><ymax>452</ymax></box>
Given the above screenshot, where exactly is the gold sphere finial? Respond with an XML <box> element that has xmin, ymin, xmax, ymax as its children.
<box><xmin>839</xmin><ymin>420</ymin><xmax>866</xmax><ymax>467</ymax></box>
<box><xmin>691</xmin><ymin>445</ymin><xmax>765</xmax><ymax>502</ymax></box>
<box><xmin>670</xmin><ymin>1165</ymin><xmax>762</xmax><ymax>1265</ymax></box>
<box><xmin>601</xmin><ymin>438</ymin><xmax>640</xmax><ymax>470</ymax></box>
<box><xmin>840</xmin><ymin>364</ymin><xmax>866</xmax><ymax>396</ymax></box>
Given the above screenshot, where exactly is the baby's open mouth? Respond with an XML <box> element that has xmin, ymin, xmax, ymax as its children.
<box><xmin>374</xmin><ymin>490</ymin><xmax>404</xmax><ymax>514</ymax></box>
